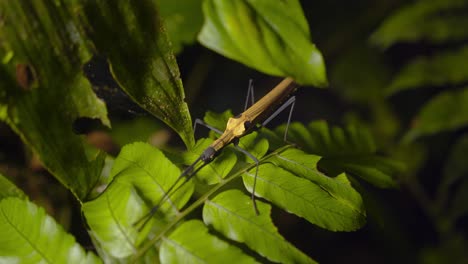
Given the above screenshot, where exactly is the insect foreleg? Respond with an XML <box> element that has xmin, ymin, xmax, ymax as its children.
<box><xmin>193</xmin><ymin>118</ymin><xmax>223</xmax><ymax>135</ymax></box>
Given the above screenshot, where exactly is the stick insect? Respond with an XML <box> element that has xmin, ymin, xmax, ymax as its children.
<box><xmin>134</xmin><ymin>77</ymin><xmax>298</xmax><ymax>229</ymax></box>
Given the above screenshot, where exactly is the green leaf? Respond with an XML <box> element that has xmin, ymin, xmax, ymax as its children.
<box><xmin>198</xmin><ymin>0</ymin><xmax>327</xmax><ymax>86</ymax></box>
<box><xmin>79</xmin><ymin>0</ymin><xmax>194</xmax><ymax>147</ymax></box>
<box><xmin>238</xmin><ymin>132</ymin><xmax>269</xmax><ymax>160</ymax></box>
<box><xmin>386</xmin><ymin>45</ymin><xmax>468</xmax><ymax>95</ymax></box>
<box><xmin>242</xmin><ymin>161</ymin><xmax>365</xmax><ymax>231</ymax></box>
<box><xmin>266</xmin><ymin>148</ymin><xmax>365</xmax><ymax>230</ymax></box>
<box><xmin>159</xmin><ymin>0</ymin><xmax>204</xmax><ymax>54</ymax></box>
<box><xmin>0</xmin><ymin>0</ymin><xmax>107</xmax><ymax>200</ymax></box>
<box><xmin>160</xmin><ymin>220</ymin><xmax>258</xmax><ymax>264</ymax></box>
<box><xmin>83</xmin><ymin>142</ymin><xmax>194</xmax><ymax>259</ymax></box>
<box><xmin>405</xmin><ymin>87</ymin><xmax>468</xmax><ymax>141</ymax></box>
<box><xmin>371</xmin><ymin>0</ymin><xmax>468</xmax><ymax>48</ymax></box>
<box><xmin>203</xmin><ymin>110</ymin><xmax>232</xmax><ymax>133</ymax></box>
<box><xmin>0</xmin><ymin>173</ymin><xmax>26</xmax><ymax>200</ymax></box>
<box><xmin>0</xmin><ymin>197</ymin><xmax>100</xmax><ymax>264</ymax></box>
<box><xmin>203</xmin><ymin>190</ymin><xmax>316</xmax><ymax>263</ymax></box>
<box><xmin>277</xmin><ymin>121</ymin><xmax>401</xmax><ymax>188</ymax></box>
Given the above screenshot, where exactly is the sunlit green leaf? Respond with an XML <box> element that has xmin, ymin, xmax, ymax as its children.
<box><xmin>0</xmin><ymin>173</ymin><xmax>26</xmax><ymax>200</ymax></box>
<box><xmin>203</xmin><ymin>190</ymin><xmax>316</xmax><ymax>263</ymax></box>
<box><xmin>203</xmin><ymin>110</ymin><xmax>232</xmax><ymax>133</ymax></box>
<box><xmin>386</xmin><ymin>45</ymin><xmax>468</xmax><ymax>95</ymax></box>
<box><xmin>160</xmin><ymin>220</ymin><xmax>258</xmax><ymax>263</ymax></box>
<box><xmin>405</xmin><ymin>87</ymin><xmax>468</xmax><ymax>141</ymax></box>
<box><xmin>371</xmin><ymin>0</ymin><xmax>468</xmax><ymax>48</ymax></box>
<box><xmin>159</xmin><ymin>0</ymin><xmax>204</xmax><ymax>54</ymax></box>
<box><xmin>0</xmin><ymin>197</ymin><xmax>100</xmax><ymax>264</ymax></box>
<box><xmin>198</xmin><ymin>0</ymin><xmax>327</xmax><ymax>86</ymax></box>
<box><xmin>238</xmin><ymin>131</ymin><xmax>269</xmax><ymax>161</ymax></box>
<box><xmin>243</xmin><ymin>161</ymin><xmax>365</xmax><ymax>231</ymax></box>
<box><xmin>83</xmin><ymin>142</ymin><xmax>194</xmax><ymax>259</ymax></box>
<box><xmin>79</xmin><ymin>0</ymin><xmax>194</xmax><ymax>147</ymax></box>
<box><xmin>0</xmin><ymin>0</ymin><xmax>107</xmax><ymax>200</ymax></box>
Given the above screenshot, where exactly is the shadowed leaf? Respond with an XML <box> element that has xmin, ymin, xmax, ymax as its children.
<box><xmin>386</xmin><ymin>45</ymin><xmax>468</xmax><ymax>95</ymax></box>
<box><xmin>405</xmin><ymin>87</ymin><xmax>468</xmax><ymax>141</ymax></box>
<box><xmin>371</xmin><ymin>0</ymin><xmax>468</xmax><ymax>48</ymax></box>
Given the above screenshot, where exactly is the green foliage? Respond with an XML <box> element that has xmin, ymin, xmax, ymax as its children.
<box><xmin>371</xmin><ymin>0</ymin><xmax>468</xmax><ymax>48</ymax></box>
<box><xmin>372</xmin><ymin>0</ymin><xmax>468</xmax><ymax>142</ymax></box>
<box><xmin>370</xmin><ymin>0</ymin><xmax>468</xmax><ymax>261</ymax></box>
<box><xmin>386</xmin><ymin>45</ymin><xmax>468</xmax><ymax>95</ymax></box>
<box><xmin>243</xmin><ymin>162</ymin><xmax>365</xmax><ymax>231</ymax></box>
<box><xmin>78</xmin><ymin>0</ymin><xmax>195</xmax><ymax>147</ymax></box>
<box><xmin>160</xmin><ymin>220</ymin><xmax>258</xmax><ymax>263</ymax></box>
<box><xmin>0</xmin><ymin>0</ymin><xmax>107</xmax><ymax>200</ymax></box>
<box><xmin>82</xmin><ymin>143</ymin><xmax>194</xmax><ymax>260</ymax></box>
<box><xmin>0</xmin><ymin>197</ymin><xmax>100</xmax><ymax>264</ymax></box>
<box><xmin>405</xmin><ymin>87</ymin><xmax>468</xmax><ymax>141</ymax></box>
<box><xmin>0</xmin><ymin>0</ymin><xmax>422</xmax><ymax>263</ymax></box>
<box><xmin>71</xmin><ymin>118</ymin><xmax>372</xmax><ymax>261</ymax></box>
<box><xmin>274</xmin><ymin>121</ymin><xmax>401</xmax><ymax>188</ymax></box>
<box><xmin>82</xmin><ymin>127</ymin><xmax>373</xmax><ymax>261</ymax></box>
<box><xmin>159</xmin><ymin>0</ymin><xmax>204</xmax><ymax>54</ymax></box>
<box><xmin>0</xmin><ymin>173</ymin><xmax>26</xmax><ymax>200</ymax></box>
<box><xmin>203</xmin><ymin>190</ymin><xmax>316</xmax><ymax>263</ymax></box>
<box><xmin>198</xmin><ymin>0</ymin><xmax>327</xmax><ymax>86</ymax></box>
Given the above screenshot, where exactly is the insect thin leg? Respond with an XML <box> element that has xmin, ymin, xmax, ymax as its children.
<box><xmin>234</xmin><ymin>145</ymin><xmax>260</xmax><ymax>215</ymax></box>
<box><xmin>244</xmin><ymin>79</ymin><xmax>255</xmax><ymax>111</ymax></box>
<box><xmin>261</xmin><ymin>96</ymin><xmax>296</xmax><ymax>141</ymax></box>
<box><xmin>133</xmin><ymin>157</ymin><xmax>202</xmax><ymax>231</ymax></box>
<box><xmin>137</xmin><ymin>161</ymin><xmax>204</xmax><ymax>228</ymax></box>
<box><xmin>283</xmin><ymin>96</ymin><xmax>296</xmax><ymax>141</ymax></box>
<box><xmin>133</xmin><ymin>175</ymin><xmax>186</xmax><ymax>231</ymax></box>
<box><xmin>193</xmin><ymin>118</ymin><xmax>223</xmax><ymax>135</ymax></box>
